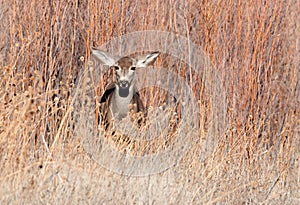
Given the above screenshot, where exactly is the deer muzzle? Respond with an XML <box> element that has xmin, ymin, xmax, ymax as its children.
<box><xmin>118</xmin><ymin>80</ymin><xmax>130</xmax><ymax>97</ymax></box>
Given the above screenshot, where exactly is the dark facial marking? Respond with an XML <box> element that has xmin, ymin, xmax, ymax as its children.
<box><xmin>119</xmin><ymin>87</ymin><xmax>130</xmax><ymax>97</ymax></box>
<box><xmin>112</xmin><ymin>66</ymin><xmax>120</xmax><ymax>70</ymax></box>
<box><xmin>116</xmin><ymin>56</ymin><xmax>134</xmax><ymax>68</ymax></box>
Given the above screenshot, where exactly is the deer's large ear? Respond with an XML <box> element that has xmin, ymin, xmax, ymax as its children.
<box><xmin>136</xmin><ymin>51</ymin><xmax>160</xmax><ymax>68</ymax></box>
<box><xmin>91</xmin><ymin>47</ymin><xmax>115</xmax><ymax>66</ymax></box>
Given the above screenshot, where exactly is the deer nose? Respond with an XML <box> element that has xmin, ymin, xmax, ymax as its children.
<box><xmin>119</xmin><ymin>80</ymin><xmax>129</xmax><ymax>88</ymax></box>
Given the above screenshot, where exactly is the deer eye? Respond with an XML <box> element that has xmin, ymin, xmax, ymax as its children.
<box><xmin>112</xmin><ymin>66</ymin><xmax>120</xmax><ymax>70</ymax></box>
<box><xmin>130</xmin><ymin>67</ymin><xmax>136</xmax><ymax>71</ymax></box>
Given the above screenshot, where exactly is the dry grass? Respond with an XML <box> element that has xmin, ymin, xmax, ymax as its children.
<box><xmin>0</xmin><ymin>0</ymin><xmax>299</xmax><ymax>204</ymax></box>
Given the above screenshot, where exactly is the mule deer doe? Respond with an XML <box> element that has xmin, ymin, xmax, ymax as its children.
<box><xmin>91</xmin><ymin>47</ymin><xmax>160</xmax><ymax>131</ymax></box>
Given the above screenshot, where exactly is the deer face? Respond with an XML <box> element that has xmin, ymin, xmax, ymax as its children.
<box><xmin>113</xmin><ymin>56</ymin><xmax>136</xmax><ymax>97</ymax></box>
<box><xmin>91</xmin><ymin>48</ymin><xmax>160</xmax><ymax>98</ymax></box>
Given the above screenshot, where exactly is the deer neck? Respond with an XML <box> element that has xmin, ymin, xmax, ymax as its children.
<box><xmin>111</xmin><ymin>83</ymin><xmax>135</xmax><ymax>119</ymax></box>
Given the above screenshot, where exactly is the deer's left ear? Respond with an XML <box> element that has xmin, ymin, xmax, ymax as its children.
<box><xmin>91</xmin><ymin>47</ymin><xmax>116</xmax><ymax>67</ymax></box>
<box><xmin>136</xmin><ymin>51</ymin><xmax>160</xmax><ymax>68</ymax></box>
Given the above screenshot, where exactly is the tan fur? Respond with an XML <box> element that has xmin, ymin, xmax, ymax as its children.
<box><xmin>91</xmin><ymin>48</ymin><xmax>160</xmax><ymax>131</ymax></box>
<box><xmin>99</xmin><ymin>83</ymin><xmax>147</xmax><ymax>130</ymax></box>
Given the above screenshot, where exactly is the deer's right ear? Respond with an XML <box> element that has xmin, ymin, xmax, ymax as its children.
<box><xmin>136</xmin><ymin>51</ymin><xmax>160</xmax><ymax>68</ymax></box>
<box><xmin>91</xmin><ymin>47</ymin><xmax>115</xmax><ymax>67</ymax></box>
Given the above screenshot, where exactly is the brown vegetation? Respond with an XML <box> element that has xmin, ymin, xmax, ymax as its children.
<box><xmin>0</xmin><ymin>0</ymin><xmax>299</xmax><ymax>204</ymax></box>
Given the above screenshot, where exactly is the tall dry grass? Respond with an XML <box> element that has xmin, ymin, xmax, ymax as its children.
<box><xmin>0</xmin><ymin>0</ymin><xmax>299</xmax><ymax>204</ymax></box>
